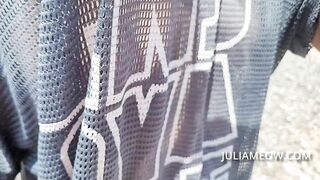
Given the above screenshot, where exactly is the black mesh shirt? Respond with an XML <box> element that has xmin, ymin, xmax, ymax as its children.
<box><xmin>0</xmin><ymin>0</ymin><xmax>319</xmax><ymax>179</ymax></box>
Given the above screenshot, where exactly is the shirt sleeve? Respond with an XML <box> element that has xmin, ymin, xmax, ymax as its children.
<box><xmin>289</xmin><ymin>0</ymin><xmax>320</xmax><ymax>57</ymax></box>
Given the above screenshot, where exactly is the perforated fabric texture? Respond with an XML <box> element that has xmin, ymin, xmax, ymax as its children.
<box><xmin>0</xmin><ymin>0</ymin><xmax>319</xmax><ymax>180</ymax></box>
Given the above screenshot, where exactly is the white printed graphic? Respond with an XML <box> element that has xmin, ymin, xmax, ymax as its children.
<box><xmin>85</xmin><ymin>53</ymin><xmax>101</xmax><ymax>110</ymax></box>
<box><xmin>106</xmin><ymin>6</ymin><xmax>169</xmax><ymax>126</ymax></box>
<box><xmin>199</xmin><ymin>0</ymin><xmax>252</xmax><ymax>149</ymax></box>
<box><xmin>39</xmin><ymin>99</ymin><xmax>85</xmax><ymax>133</ymax></box>
<box><xmin>38</xmin><ymin>99</ymin><xmax>85</xmax><ymax>177</ymax></box>
<box><xmin>202</xmin><ymin>54</ymin><xmax>238</xmax><ymax>148</ymax></box>
<box><xmin>197</xmin><ymin>0</ymin><xmax>252</xmax><ymax>179</ymax></box>
<box><xmin>81</xmin><ymin>123</ymin><xmax>106</xmax><ymax>180</ymax></box>
<box><xmin>179</xmin><ymin>164</ymin><xmax>203</xmax><ymax>180</ymax></box>
<box><xmin>164</xmin><ymin>65</ymin><xmax>210</xmax><ymax>167</ymax></box>
<box><xmin>83</xmin><ymin>23</ymin><xmax>98</xmax><ymax>58</ymax></box>
<box><xmin>106</xmin><ymin>5</ymin><xmax>171</xmax><ymax>180</ymax></box>
<box><xmin>216</xmin><ymin>0</ymin><xmax>252</xmax><ymax>51</ymax></box>
<box><xmin>205</xmin><ymin>146</ymin><xmax>233</xmax><ymax>180</ymax></box>
<box><xmin>198</xmin><ymin>0</ymin><xmax>252</xmax><ymax>60</ymax></box>
<box><xmin>151</xmin><ymin>0</ymin><xmax>203</xmax><ymax>179</ymax></box>
<box><xmin>61</xmin><ymin>115</ymin><xmax>83</xmax><ymax>178</ymax></box>
<box><xmin>81</xmin><ymin>0</ymin><xmax>252</xmax><ymax>179</ymax></box>
<box><xmin>210</xmin><ymin>162</ymin><xmax>232</xmax><ymax>180</ymax></box>
<box><xmin>177</xmin><ymin>145</ymin><xmax>233</xmax><ymax>180</ymax></box>
<box><xmin>198</xmin><ymin>0</ymin><xmax>222</xmax><ymax>60</ymax></box>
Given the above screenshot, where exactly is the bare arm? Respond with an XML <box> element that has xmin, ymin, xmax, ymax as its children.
<box><xmin>312</xmin><ymin>20</ymin><xmax>320</xmax><ymax>50</ymax></box>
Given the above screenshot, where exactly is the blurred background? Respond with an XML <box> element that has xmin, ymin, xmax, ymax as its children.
<box><xmin>252</xmin><ymin>48</ymin><xmax>320</xmax><ymax>180</ymax></box>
